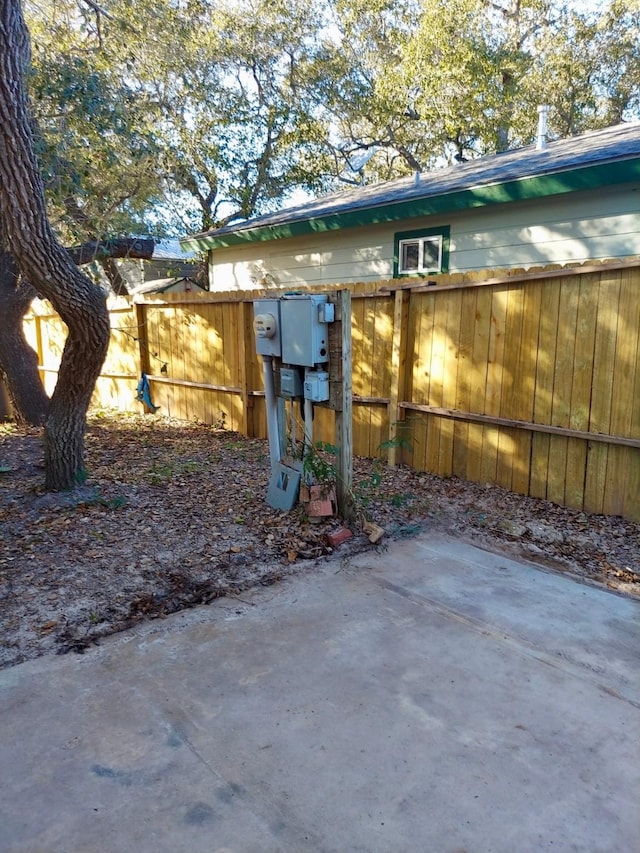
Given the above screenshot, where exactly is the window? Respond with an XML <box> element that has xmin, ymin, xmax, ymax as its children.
<box><xmin>399</xmin><ymin>236</ymin><xmax>442</xmax><ymax>273</ymax></box>
<box><xmin>394</xmin><ymin>226</ymin><xmax>450</xmax><ymax>277</ymax></box>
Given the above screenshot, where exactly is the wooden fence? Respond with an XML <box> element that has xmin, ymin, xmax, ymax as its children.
<box><xmin>23</xmin><ymin>259</ymin><xmax>640</xmax><ymax>522</ymax></box>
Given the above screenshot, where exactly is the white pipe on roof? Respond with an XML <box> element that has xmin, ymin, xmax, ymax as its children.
<box><xmin>536</xmin><ymin>105</ymin><xmax>550</xmax><ymax>150</ymax></box>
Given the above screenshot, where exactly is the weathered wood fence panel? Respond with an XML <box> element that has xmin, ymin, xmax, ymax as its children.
<box><xmin>24</xmin><ymin>261</ymin><xmax>640</xmax><ymax>521</ymax></box>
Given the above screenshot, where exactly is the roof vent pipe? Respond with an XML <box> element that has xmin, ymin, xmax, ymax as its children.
<box><xmin>413</xmin><ymin>170</ymin><xmax>421</xmax><ymax>186</ymax></box>
<box><xmin>536</xmin><ymin>105</ymin><xmax>550</xmax><ymax>150</ymax></box>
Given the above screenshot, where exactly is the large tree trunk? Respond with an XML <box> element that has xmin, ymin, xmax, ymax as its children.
<box><xmin>0</xmin><ymin>252</ymin><xmax>48</xmax><ymax>425</ymax></box>
<box><xmin>0</xmin><ymin>0</ymin><xmax>110</xmax><ymax>489</ymax></box>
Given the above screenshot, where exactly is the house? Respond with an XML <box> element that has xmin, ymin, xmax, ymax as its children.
<box><xmin>181</xmin><ymin>122</ymin><xmax>640</xmax><ymax>291</ymax></box>
<box><xmin>130</xmin><ymin>276</ymin><xmax>205</xmax><ymax>297</ymax></box>
<box><xmin>118</xmin><ymin>239</ymin><xmax>200</xmax><ymax>291</ymax></box>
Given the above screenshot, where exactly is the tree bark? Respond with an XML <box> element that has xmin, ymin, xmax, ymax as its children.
<box><xmin>0</xmin><ymin>252</ymin><xmax>49</xmax><ymax>424</ymax></box>
<box><xmin>0</xmin><ymin>0</ymin><xmax>110</xmax><ymax>489</ymax></box>
<box><xmin>67</xmin><ymin>237</ymin><xmax>155</xmax><ymax>267</ymax></box>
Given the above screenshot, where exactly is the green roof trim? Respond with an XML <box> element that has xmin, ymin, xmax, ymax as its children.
<box><xmin>180</xmin><ymin>158</ymin><xmax>640</xmax><ymax>253</ymax></box>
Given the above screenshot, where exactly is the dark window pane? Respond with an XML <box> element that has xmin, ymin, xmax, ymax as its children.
<box><xmin>422</xmin><ymin>237</ymin><xmax>441</xmax><ymax>270</ymax></box>
<box><xmin>400</xmin><ymin>240</ymin><xmax>420</xmax><ymax>271</ymax></box>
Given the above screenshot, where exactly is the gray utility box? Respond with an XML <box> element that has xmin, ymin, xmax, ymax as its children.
<box><xmin>279</xmin><ymin>366</ymin><xmax>304</xmax><ymax>398</ymax></box>
<box><xmin>253</xmin><ymin>299</ymin><xmax>281</xmax><ymax>357</ymax></box>
<box><xmin>304</xmin><ymin>370</ymin><xmax>329</xmax><ymax>402</ymax></box>
<box><xmin>280</xmin><ymin>294</ymin><xmax>330</xmax><ymax>367</ymax></box>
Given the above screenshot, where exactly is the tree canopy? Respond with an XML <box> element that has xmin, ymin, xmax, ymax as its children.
<box><xmin>317</xmin><ymin>0</ymin><xmax>640</xmax><ymax>179</ymax></box>
<box><xmin>25</xmin><ymin>0</ymin><xmax>640</xmax><ymax>234</ymax></box>
<box><xmin>26</xmin><ymin>0</ymin><xmax>335</xmax><ymax>237</ymax></box>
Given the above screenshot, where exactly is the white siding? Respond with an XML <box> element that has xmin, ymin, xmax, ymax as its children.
<box><xmin>209</xmin><ymin>185</ymin><xmax>640</xmax><ymax>290</ymax></box>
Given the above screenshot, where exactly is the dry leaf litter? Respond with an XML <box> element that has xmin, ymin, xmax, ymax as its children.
<box><xmin>1</xmin><ymin>412</ymin><xmax>638</xmax><ymax>669</ymax></box>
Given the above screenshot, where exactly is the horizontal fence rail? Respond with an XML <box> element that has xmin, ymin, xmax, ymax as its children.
<box><xmin>399</xmin><ymin>403</ymin><xmax>640</xmax><ymax>449</ymax></box>
<box><xmin>23</xmin><ymin>259</ymin><xmax>640</xmax><ymax>522</ymax></box>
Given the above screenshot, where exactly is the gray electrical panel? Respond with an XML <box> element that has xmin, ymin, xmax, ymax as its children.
<box><xmin>280</xmin><ymin>294</ymin><xmax>330</xmax><ymax>367</ymax></box>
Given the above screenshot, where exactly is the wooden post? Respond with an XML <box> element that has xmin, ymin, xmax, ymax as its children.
<box><xmin>326</xmin><ymin>292</ymin><xmax>345</xmax><ymax>411</ymax></box>
<box><xmin>237</xmin><ymin>301</ymin><xmax>253</xmax><ymax>436</ymax></box>
<box><xmin>134</xmin><ymin>302</ymin><xmax>154</xmax><ymax>413</ymax></box>
<box><xmin>334</xmin><ymin>289</ymin><xmax>353</xmax><ymax>519</ymax></box>
<box><xmin>134</xmin><ymin>302</ymin><xmax>150</xmax><ymax>376</ymax></box>
<box><xmin>388</xmin><ymin>289</ymin><xmax>410</xmax><ymax>466</ymax></box>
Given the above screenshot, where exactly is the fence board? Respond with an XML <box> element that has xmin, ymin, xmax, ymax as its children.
<box><xmin>362</xmin><ymin>295</ymin><xmax>377</xmax><ymax>455</ymax></box>
<box><xmin>227</xmin><ymin>302</ymin><xmax>241</xmax><ymax>429</ymax></box>
<box><xmin>565</xmin><ymin>273</ymin><xmax>599</xmax><ymax>509</ymax></box>
<box><xmin>350</xmin><ymin>293</ymin><xmax>368</xmax><ymax>456</ymax></box>
<box><xmin>547</xmin><ymin>275</ymin><xmax>580</xmax><ymax>506</ymax></box>
<box><xmin>624</xmin><ymin>303</ymin><xmax>640</xmax><ymax>520</ymax></box>
<box><xmin>410</xmin><ymin>291</ymin><xmax>436</xmax><ymax>473</ymax></box>
<box><xmin>425</xmin><ymin>292</ymin><xmax>449</xmax><ymax>475</ymax></box>
<box><xmin>401</xmin><ymin>292</ymin><xmax>419</xmax><ymax>470</ymax></box>
<box><xmin>196</xmin><ymin>305</ymin><xmax>212</xmax><ymax>424</ymax></box>
<box><xmin>373</xmin><ymin>295</ymin><xmax>394</xmax><ymax>457</ymax></box>
<box><xmin>480</xmin><ymin>288</ymin><xmax>507</xmax><ymax>485</ymax></box>
<box><xmin>604</xmin><ymin>267</ymin><xmax>640</xmax><ymax>517</ymax></box>
<box><xmin>438</xmin><ymin>288</ymin><xmax>463</xmax><ymax>477</ymax></box>
<box><xmin>511</xmin><ymin>281</ymin><xmax>542</xmax><ymax>494</ymax></box>
<box><xmin>388</xmin><ymin>289</ymin><xmax>410</xmax><ymax>466</ymax></box>
<box><xmin>584</xmin><ymin>270</ymin><xmax>621</xmax><ymax>514</ymax></box>
<box><xmin>530</xmin><ymin>278</ymin><xmax>561</xmax><ymax>499</ymax></box>
<box><xmin>465</xmin><ymin>284</ymin><xmax>492</xmax><ymax>483</ymax></box>
<box><xmin>452</xmin><ymin>284</ymin><xmax>478</xmax><ymax>478</ymax></box>
<box><xmin>497</xmin><ymin>284</ymin><xmax>525</xmax><ymax>490</ymax></box>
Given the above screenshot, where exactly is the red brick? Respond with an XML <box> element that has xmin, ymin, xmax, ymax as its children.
<box><xmin>308</xmin><ymin>498</ymin><xmax>334</xmax><ymax>517</ymax></box>
<box><xmin>325</xmin><ymin>527</ymin><xmax>353</xmax><ymax>548</ymax></box>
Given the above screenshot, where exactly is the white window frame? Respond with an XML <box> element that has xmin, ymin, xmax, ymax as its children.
<box><xmin>398</xmin><ymin>235</ymin><xmax>444</xmax><ymax>275</ymax></box>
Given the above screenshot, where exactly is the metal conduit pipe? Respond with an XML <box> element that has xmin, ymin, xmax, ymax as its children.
<box><xmin>262</xmin><ymin>356</ymin><xmax>281</xmax><ymax>470</ymax></box>
<box><xmin>303</xmin><ymin>396</ymin><xmax>314</xmax><ymax>456</ymax></box>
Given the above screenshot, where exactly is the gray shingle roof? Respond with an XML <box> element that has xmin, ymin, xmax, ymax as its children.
<box><xmin>183</xmin><ymin>122</ymin><xmax>640</xmax><ymax>248</ymax></box>
<box><xmin>152</xmin><ymin>239</ymin><xmax>197</xmax><ymax>259</ymax></box>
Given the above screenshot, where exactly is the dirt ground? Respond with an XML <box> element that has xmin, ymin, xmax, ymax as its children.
<box><xmin>1</xmin><ymin>411</ymin><xmax>639</xmax><ymax>669</ymax></box>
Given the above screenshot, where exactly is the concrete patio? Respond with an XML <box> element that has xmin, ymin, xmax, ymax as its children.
<box><xmin>1</xmin><ymin>533</ymin><xmax>638</xmax><ymax>852</ymax></box>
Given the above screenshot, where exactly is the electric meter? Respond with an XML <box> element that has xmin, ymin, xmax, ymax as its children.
<box><xmin>253</xmin><ymin>299</ymin><xmax>282</xmax><ymax>356</ymax></box>
<box><xmin>254</xmin><ymin>313</ymin><xmax>277</xmax><ymax>338</ymax></box>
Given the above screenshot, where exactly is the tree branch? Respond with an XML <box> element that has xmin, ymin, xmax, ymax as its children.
<box><xmin>67</xmin><ymin>237</ymin><xmax>155</xmax><ymax>266</ymax></box>
<box><xmin>79</xmin><ymin>0</ymin><xmax>111</xmax><ymax>20</ymax></box>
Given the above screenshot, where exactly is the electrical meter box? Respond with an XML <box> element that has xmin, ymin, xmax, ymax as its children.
<box><xmin>280</xmin><ymin>294</ymin><xmax>330</xmax><ymax>367</ymax></box>
<box><xmin>253</xmin><ymin>299</ymin><xmax>281</xmax><ymax>357</ymax></box>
